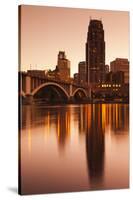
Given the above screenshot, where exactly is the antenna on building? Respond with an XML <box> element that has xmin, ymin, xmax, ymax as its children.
<box><xmin>30</xmin><ymin>64</ymin><xmax>32</xmax><ymax>70</ymax></box>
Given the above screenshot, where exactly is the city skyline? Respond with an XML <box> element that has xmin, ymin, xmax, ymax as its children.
<box><xmin>20</xmin><ymin>5</ymin><xmax>129</xmax><ymax>76</ymax></box>
<box><xmin>19</xmin><ymin>5</ymin><xmax>129</xmax><ymax>195</ymax></box>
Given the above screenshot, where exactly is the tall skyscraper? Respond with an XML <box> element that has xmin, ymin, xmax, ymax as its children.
<box><xmin>57</xmin><ymin>51</ymin><xmax>70</xmax><ymax>81</ymax></box>
<box><xmin>110</xmin><ymin>58</ymin><xmax>129</xmax><ymax>84</ymax></box>
<box><xmin>86</xmin><ymin>19</ymin><xmax>105</xmax><ymax>84</ymax></box>
<box><xmin>78</xmin><ymin>61</ymin><xmax>86</xmax><ymax>83</ymax></box>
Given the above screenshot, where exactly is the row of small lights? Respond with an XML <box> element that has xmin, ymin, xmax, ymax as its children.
<box><xmin>98</xmin><ymin>84</ymin><xmax>121</xmax><ymax>88</ymax></box>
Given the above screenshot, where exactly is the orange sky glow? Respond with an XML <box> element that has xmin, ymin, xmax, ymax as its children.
<box><xmin>20</xmin><ymin>5</ymin><xmax>129</xmax><ymax>76</ymax></box>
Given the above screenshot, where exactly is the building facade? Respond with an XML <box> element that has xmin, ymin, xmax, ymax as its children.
<box><xmin>106</xmin><ymin>71</ymin><xmax>124</xmax><ymax>84</ymax></box>
<box><xmin>110</xmin><ymin>58</ymin><xmax>129</xmax><ymax>84</ymax></box>
<box><xmin>86</xmin><ymin>19</ymin><xmax>105</xmax><ymax>84</ymax></box>
<box><xmin>105</xmin><ymin>65</ymin><xmax>109</xmax><ymax>73</ymax></box>
<box><xmin>78</xmin><ymin>61</ymin><xmax>86</xmax><ymax>84</ymax></box>
<box><xmin>73</xmin><ymin>73</ymin><xmax>79</xmax><ymax>84</ymax></box>
<box><xmin>46</xmin><ymin>68</ymin><xmax>60</xmax><ymax>79</ymax></box>
<box><xmin>57</xmin><ymin>51</ymin><xmax>70</xmax><ymax>81</ymax></box>
<box><xmin>27</xmin><ymin>70</ymin><xmax>46</xmax><ymax>77</ymax></box>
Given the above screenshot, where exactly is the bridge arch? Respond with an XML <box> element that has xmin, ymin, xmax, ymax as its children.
<box><xmin>72</xmin><ymin>88</ymin><xmax>88</xmax><ymax>98</ymax></box>
<box><xmin>31</xmin><ymin>82</ymin><xmax>70</xmax><ymax>99</ymax></box>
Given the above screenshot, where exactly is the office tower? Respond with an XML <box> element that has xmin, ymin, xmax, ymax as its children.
<box><xmin>110</xmin><ymin>58</ymin><xmax>129</xmax><ymax>84</ymax></box>
<box><xmin>105</xmin><ymin>65</ymin><xmax>109</xmax><ymax>73</ymax></box>
<box><xmin>86</xmin><ymin>19</ymin><xmax>105</xmax><ymax>84</ymax></box>
<box><xmin>78</xmin><ymin>61</ymin><xmax>86</xmax><ymax>84</ymax></box>
<box><xmin>106</xmin><ymin>71</ymin><xmax>124</xmax><ymax>84</ymax></box>
<box><xmin>57</xmin><ymin>51</ymin><xmax>70</xmax><ymax>81</ymax></box>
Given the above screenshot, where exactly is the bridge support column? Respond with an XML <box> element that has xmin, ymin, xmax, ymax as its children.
<box><xmin>70</xmin><ymin>84</ymin><xmax>72</xmax><ymax>96</ymax></box>
<box><xmin>25</xmin><ymin>76</ymin><xmax>34</xmax><ymax>104</ymax></box>
<box><xmin>68</xmin><ymin>96</ymin><xmax>74</xmax><ymax>103</ymax></box>
<box><xmin>88</xmin><ymin>88</ymin><xmax>92</xmax><ymax>99</ymax></box>
<box><xmin>25</xmin><ymin>94</ymin><xmax>34</xmax><ymax>104</ymax></box>
<box><xmin>25</xmin><ymin>75</ymin><xmax>31</xmax><ymax>95</ymax></box>
<box><xmin>68</xmin><ymin>84</ymin><xmax>74</xmax><ymax>103</ymax></box>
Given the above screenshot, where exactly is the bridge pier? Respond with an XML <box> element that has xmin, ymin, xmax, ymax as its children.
<box><xmin>68</xmin><ymin>96</ymin><xmax>74</xmax><ymax>103</ymax></box>
<box><xmin>25</xmin><ymin>76</ymin><xmax>31</xmax><ymax>95</ymax></box>
<box><xmin>69</xmin><ymin>84</ymin><xmax>73</xmax><ymax>97</ymax></box>
<box><xmin>24</xmin><ymin>76</ymin><xmax>34</xmax><ymax>104</ymax></box>
<box><xmin>25</xmin><ymin>95</ymin><xmax>34</xmax><ymax>104</ymax></box>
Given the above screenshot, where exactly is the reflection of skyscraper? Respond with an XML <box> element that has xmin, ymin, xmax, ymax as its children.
<box><xmin>56</xmin><ymin>110</ymin><xmax>70</xmax><ymax>150</ymax></box>
<box><xmin>77</xmin><ymin>106</ymin><xmax>86</xmax><ymax>135</ymax></box>
<box><xmin>86</xmin><ymin>19</ymin><xmax>105</xmax><ymax>84</ymax></box>
<box><xmin>57</xmin><ymin>51</ymin><xmax>70</xmax><ymax>81</ymax></box>
<box><xmin>86</xmin><ymin>104</ymin><xmax>105</xmax><ymax>188</ymax></box>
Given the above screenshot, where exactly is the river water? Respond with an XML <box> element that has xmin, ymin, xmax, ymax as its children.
<box><xmin>20</xmin><ymin>103</ymin><xmax>129</xmax><ymax>194</ymax></box>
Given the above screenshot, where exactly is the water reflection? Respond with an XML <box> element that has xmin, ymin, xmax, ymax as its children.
<box><xmin>20</xmin><ymin>103</ymin><xmax>129</xmax><ymax>194</ymax></box>
<box><xmin>56</xmin><ymin>110</ymin><xmax>71</xmax><ymax>149</ymax></box>
<box><xmin>86</xmin><ymin>104</ymin><xmax>105</xmax><ymax>188</ymax></box>
<box><xmin>108</xmin><ymin>104</ymin><xmax>128</xmax><ymax>133</ymax></box>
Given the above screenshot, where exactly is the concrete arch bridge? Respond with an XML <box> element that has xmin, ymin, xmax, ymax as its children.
<box><xmin>19</xmin><ymin>72</ymin><xmax>90</xmax><ymax>104</ymax></box>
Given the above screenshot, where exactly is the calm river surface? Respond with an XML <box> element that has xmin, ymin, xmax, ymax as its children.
<box><xmin>20</xmin><ymin>103</ymin><xmax>129</xmax><ymax>194</ymax></box>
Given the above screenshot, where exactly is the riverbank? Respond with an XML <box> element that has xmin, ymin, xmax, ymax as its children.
<box><xmin>20</xmin><ymin>98</ymin><xmax>129</xmax><ymax>106</ymax></box>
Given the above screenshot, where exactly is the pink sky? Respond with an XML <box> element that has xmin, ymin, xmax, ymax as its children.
<box><xmin>20</xmin><ymin>5</ymin><xmax>129</xmax><ymax>76</ymax></box>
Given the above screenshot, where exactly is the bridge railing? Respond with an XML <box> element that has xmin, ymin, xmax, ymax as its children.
<box><xmin>19</xmin><ymin>71</ymin><xmax>89</xmax><ymax>89</ymax></box>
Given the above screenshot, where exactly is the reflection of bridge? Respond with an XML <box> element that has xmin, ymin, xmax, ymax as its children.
<box><xmin>19</xmin><ymin>72</ymin><xmax>91</xmax><ymax>104</ymax></box>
